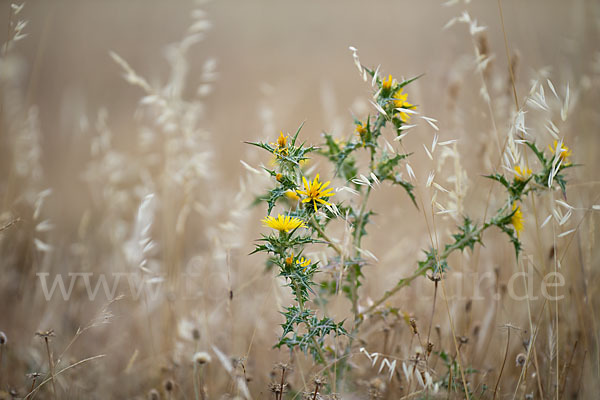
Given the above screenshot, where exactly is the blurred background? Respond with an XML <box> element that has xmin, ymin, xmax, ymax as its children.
<box><xmin>1</xmin><ymin>0</ymin><xmax>599</xmax><ymax>398</ymax></box>
<box><xmin>6</xmin><ymin>0</ymin><xmax>597</xmax><ymax>194</ymax></box>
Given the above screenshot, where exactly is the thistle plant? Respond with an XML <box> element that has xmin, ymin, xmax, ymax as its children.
<box><xmin>248</xmin><ymin>48</ymin><xmax>575</xmax><ymax>392</ymax></box>
<box><xmin>248</xmin><ymin>129</ymin><xmax>347</xmax><ymax>365</ymax></box>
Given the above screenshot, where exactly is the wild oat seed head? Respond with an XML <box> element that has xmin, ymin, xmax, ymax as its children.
<box><xmin>549</xmin><ymin>140</ymin><xmax>572</xmax><ymax>165</ymax></box>
<box><xmin>0</xmin><ymin>331</ymin><xmax>6</xmax><ymax>345</ymax></box>
<box><xmin>163</xmin><ymin>379</ymin><xmax>174</xmax><ymax>392</ymax></box>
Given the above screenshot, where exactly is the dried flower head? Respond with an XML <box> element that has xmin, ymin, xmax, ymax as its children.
<box><xmin>26</xmin><ymin>372</ymin><xmax>43</xmax><ymax>380</ymax></box>
<box><xmin>35</xmin><ymin>330</ymin><xmax>55</xmax><ymax>339</ymax></box>
<box><xmin>147</xmin><ymin>388</ymin><xmax>160</xmax><ymax>400</ymax></box>
<box><xmin>193</xmin><ymin>351</ymin><xmax>212</xmax><ymax>365</ymax></box>
<box><xmin>268</xmin><ymin>382</ymin><xmax>285</xmax><ymax>395</ymax></box>
<box><xmin>409</xmin><ymin>318</ymin><xmax>418</xmax><ymax>335</ymax></box>
<box><xmin>313</xmin><ymin>375</ymin><xmax>327</xmax><ymax>387</ymax></box>
<box><xmin>274</xmin><ymin>362</ymin><xmax>291</xmax><ymax>372</ymax></box>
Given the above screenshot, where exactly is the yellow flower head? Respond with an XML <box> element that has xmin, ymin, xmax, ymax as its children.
<box><xmin>271</xmin><ymin>132</ymin><xmax>289</xmax><ymax>157</ymax></box>
<box><xmin>514</xmin><ymin>165</ymin><xmax>532</xmax><ymax>181</ymax></box>
<box><xmin>296</xmin><ymin>173</ymin><xmax>335</xmax><ymax>212</ymax></box>
<box><xmin>382</xmin><ymin>74</ymin><xmax>394</xmax><ymax>90</ymax></box>
<box><xmin>285</xmin><ymin>252</ymin><xmax>294</xmax><ymax>265</ymax></box>
<box><xmin>392</xmin><ymin>88</ymin><xmax>415</xmax><ymax>123</ymax></box>
<box><xmin>549</xmin><ymin>140</ymin><xmax>572</xmax><ymax>165</ymax></box>
<box><xmin>296</xmin><ymin>256</ymin><xmax>311</xmax><ymax>271</ymax></box>
<box><xmin>355</xmin><ymin>121</ymin><xmax>367</xmax><ymax>135</ymax></box>
<box><xmin>285</xmin><ymin>190</ymin><xmax>300</xmax><ymax>201</ymax></box>
<box><xmin>511</xmin><ymin>203</ymin><xmax>524</xmax><ymax>238</ymax></box>
<box><xmin>262</xmin><ymin>214</ymin><xmax>306</xmax><ymax>232</ymax></box>
<box><xmin>355</xmin><ymin>121</ymin><xmax>368</xmax><ymax>143</ymax></box>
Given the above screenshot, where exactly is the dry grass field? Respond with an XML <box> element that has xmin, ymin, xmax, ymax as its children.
<box><xmin>0</xmin><ymin>0</ymin><xmax>599</xmax><ymax>399</ymax></box>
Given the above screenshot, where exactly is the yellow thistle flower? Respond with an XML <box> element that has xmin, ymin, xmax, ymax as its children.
<box><xmin>355</xmin><ymin>121</ymin><xmax>367</xmax><ymax>135</ymax></box>
<box><xmin>276</xmin><ymin>173</ymin><xmax>283</xmax><ymax>182</ymax></box>
<box><xmin>271</xmin><ymin>132</ymin><xmax>289</xmax><ymax>157</ymax></box>
<box><xmin>514</xmin><ymin>165</ymin><xmax>532</xmax><ymax>181</ymax></box>
<box><xmin>276</xmin><ymin>132</ymin><xmax>287</xmax><ymax>148</ymax></box>
<box><xmin>296</xmin><ymin>174</ymin><xmax>335</xmax><ymax>212</ymax></box>
<box><xmin>355</xmin><ymin>121</ymin><xmax>368</xmax><ymax>143</ymax></box>
<box><xmin>382</xmin><ymin>74</ymin><xmax>393</xmax><ymax>90</ymax></box>
<box><xmin>285</xmin><ymin>190</ymin><xmax>300</xmax><ymax>201</ymax></box>
<box><xmin>392</xmin><ymin>88</ymin><xmax>415</xmax><ymax>123</ymax></box>
<box><xmin>511</xmin><ymin>203</ymin><xmax>524</xmax><ymax>238</ymax></box>
<box><xmin>296</xmin><ymin>256</ymin><xmax>311</xmax><ymax>271</ymax></box>
<box><xmin>285</xmin><ymin>252</ymin><xmax>294</xmax><ymax>265</ymax></box>
<box><xmin>262</xmin><ymin>214</ymin><xmax>306</xmax><ymax>232</ymax></box>
<box><xmin>549</xmin><ymin>140</ymin><xmax>572</xmax><ymax>165</ymax></box>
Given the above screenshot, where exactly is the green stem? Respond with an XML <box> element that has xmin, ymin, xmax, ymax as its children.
<box><xmin>360</xmin><ymin>223</ymin><xmax>491</xmax><ymax>322</ymax></box>
<box><xmin>353</xmin><ymin>185</ymin><xmax>372</xmax><ymax>250</ymax></box>
<box><xmin>310</xmin><ymin>216</ymin><xmax>342</xmax><ymax>255</ymax></box>
<box><xmin>292</xmin><ymin>281</ymin><xmax>332</xmax><ymax>383</ymax></box>
<box><xmin>336</xmin><ymin>182</ymin><xmax>374</xmax><ymax>389</ymax></box>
